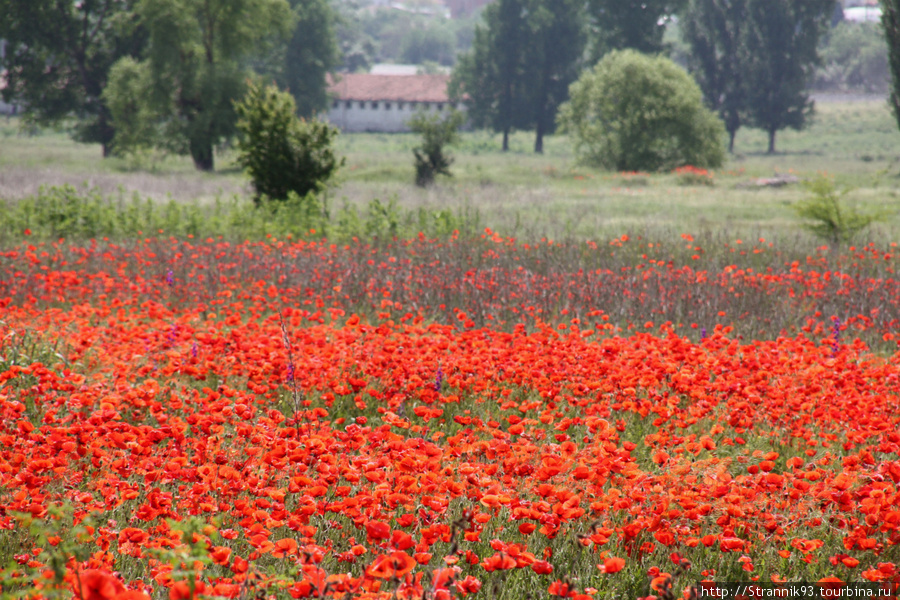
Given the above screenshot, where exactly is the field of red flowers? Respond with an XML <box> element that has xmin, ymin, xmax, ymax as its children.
<box><xmin>1</xmin><ymin>231</ymin><xmax>899</xmax><ymax>600</ymax></box>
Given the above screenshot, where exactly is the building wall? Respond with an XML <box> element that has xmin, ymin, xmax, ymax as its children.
<box><xmin>325</xmin><ymin>99</ymin><xmax>465</xmax><ymax>133</ymax></box>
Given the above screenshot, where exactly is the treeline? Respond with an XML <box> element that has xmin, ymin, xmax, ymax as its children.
<box><xmin>450</xmin><ymin>0</ymin><xmax>877</xmax><ymax>155</ymax></box>
<box><xmin>0</xmin><ymin>0</ymin><xmax>340</xmax><ymax>171</ymax></box>
<box><xmin>0</xmin><ymin>0</ymin><xmax>893</xmax><ymax>172</ymax></box>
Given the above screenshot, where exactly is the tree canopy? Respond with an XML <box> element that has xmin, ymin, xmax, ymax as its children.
<box><xmin>0</xmin><ymin>0</ymin><xmax>145</xmax><ymax>156</ymax></box>
<box><xmin>742</xmin><ymin>0</ymin><xmax>835</xmax><ymax>154</ymax></box>
<box><xmin>586</xmin><ymin>0</ymin><xmax>686</xmax><ymax>61</ymax></box>
<box><xmin>451</xmin><ymin>0</ymin><xmax>585</xmax><ymax>153</ymax></box>
<box><xmin>281</xmin><ymin>0</ymin><xmax>341</xmax><ymax>118</ymax></box>
<box><xmin>681</xmin><ymin>0</ymin><xmax>748</xmax><ymax>152</ymax></box>
<box><xmin>681</xmin><ymin>0</ymin><xmax>834</xmax><ymax>154</ymax></box>
<box><xmin>106</xmin><ymin>0</ymin><xmax>294</xmax><ymax>171</ymax></box>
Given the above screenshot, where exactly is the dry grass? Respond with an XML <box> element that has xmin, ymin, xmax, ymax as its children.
<box><xmin>0</xmin><ymin>165</ymin><xmax>249</xmax><ymax>204</ymax></box>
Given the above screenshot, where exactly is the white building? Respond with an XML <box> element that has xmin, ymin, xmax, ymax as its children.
<box><xmin>325</xmin><ymin>73</ymin><xmax>464</xmax><ymax>133</ymax></box>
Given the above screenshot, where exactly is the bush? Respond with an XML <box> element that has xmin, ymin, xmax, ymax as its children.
<box><xmin>557</xmin><ymin>50</ymin><xmax>726</xmax><ymax>172</ymax></box>
<box><xmin>794</xmin><ymin>175</ymin><xmax>880</xmax><ymax>250</ymax></box>
<box><xmin>408</xmin><ymin>109</ymin><xmax>465</xmax><ymax>187</ymax></box>
<box><xmin>234</xmin><ymin>82</ymin><xmax>344</xmax><ymax>204</ymax></box>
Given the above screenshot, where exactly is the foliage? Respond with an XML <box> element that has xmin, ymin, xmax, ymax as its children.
<box><xmin>742</xmin><ymin>0</ymin><xmax>835</xmax><ymax>154</ymax></box>
<box><xmin>558</xmin><ymin>50</ymin><xmax>726</xmax><ymax>172</ymax></box>
<box><xmin>400</xmin><ymin>22</ymin><xmax>457</xmax><ymax>66</ymax></box>
<box><xmin>526</xmin><ymin>0</ymin><xmax>588</xmax><ymax>154</ymax></box>
<box><xmin>881</xmin><ymin>0</ymin><xmax>900</xmax><ymax>134</ymax></box>
<box><xmin>449</xmin><ymin>0</ymin><xmax>531</xmax><ymax>150</ymax></box>
<box><xmin>281</xmin><ymin>0</ymin><xmax>342</xmax><ymax>118</ymax></box>
<box><xmin>451</xmin><ymin>0</ymin><xmax>585</xmax><ymax>153</ymax></box>
<box><xmin>0</xmin><ymin>184</ymin><xmax>481</xmax><ymax>245</ymax></box>
<box><xmin>681</xmin><ymin>0</ymin><xmax>749</xmax><ymax>153</ymax></box>
<box><xmin>234</xmin><ymin>82</ymin><xmax>343</xmax><ymax>206</ymax></box>
<box><xmin>450</xmin><ymin>0</ymin><xmax>533</xmax><ymax>151</ymax></box>
<box><xmin>682</xmin><ymin>0</ymin><xmax>834</xmax><ymax>154</ymax></box>
<box><xmin>409</xmin><ymin>109</ymin><xmax>465</xmax><ymax>187</ymax></box>
<box><xmin>103</xmin><ymin>57</ymin><xmax>163</xmax><ymax>158</ymax></box>
<box><xmin>586</xmin><ymin>0</ymin><xmax>686</xmax><ymax>62</ymax></box>
<box><xmin>0</xmin><ymin>0</ymin><xmax>145</xmax><ymax>156</ymax></box>
<box><xmin>793</xmin><ymin>176</ymin><xmax>880</xmax><ymax>249</ymax></box>
<box><xmin>106</xmin><ymin>0</ymin><xmax>294</xmax><ymax>171</ymax></box>
<box><xmin>333</xmin><ymin>0</ymin><xmax>378</xmax><ymax>72</ymax></box>
<box><xmin>816</xmin><ymin>21</ymin><xmax>890</xmax><ymax>93</ymax></box>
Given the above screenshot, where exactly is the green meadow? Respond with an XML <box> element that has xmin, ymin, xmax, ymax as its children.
<box><xmin>1</xmin><ymin>95</ymin><xmax>898</xmax><ymax>244</ymax></box>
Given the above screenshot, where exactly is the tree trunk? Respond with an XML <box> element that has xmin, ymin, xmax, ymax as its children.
<box><xmin>502</xmin><ymin>128</ymin><xmax>509</xmax><ymax>152</ymax></box>
<box><xmin>191</xmin><ymin>139</ymin><xmax>215</xmax><ymax>171</ymax></box>
<box><xmin>767</xmin><ymin>129</ymin><xmax>777</xmax><ymax>154</ymax></box>
<box><xmin>102</xmin><ymin>143</ymin><xmax>111</xmax><ymax>158</ymax></box>
<box><xmin>728</xmin><ymin>129</ymin><xmax>736</xmax><ymax>154</ymax></box>
<box><xmin>534</xmin><ymin>121</ymin><xmax>544</xmax><ymax>154</ymax></box>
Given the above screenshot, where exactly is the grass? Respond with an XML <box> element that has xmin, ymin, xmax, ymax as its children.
<box><xmin>1</xmin><ymin>96</ymin><xmax>899</xmax><ymax>243</ymax></box>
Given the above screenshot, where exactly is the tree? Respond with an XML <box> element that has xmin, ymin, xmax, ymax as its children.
<box><xmin>816</xmin><ymin>21</ymin><xmax>889</xmax><ymax>93</ymax></box>
<box><xmin>281</xmin><ymin>0</ymin><xmax>341</xmax><ymax>118</ymax></box>
<box><xmin>742</xmin><ymin>0</ymin><xmax>834</xmax><ymax>154</ymax></box>
<box><xmin>527</xmin><ymin>0</ymin><xmax>587</xmax><ymax>153</ymax></box>
<box><xmin>882</xmin><ymin>0</ymin><xmax>900</xmax><ymax>131</ymax></box>
<box><xmin>449</xmin><ymin>0</ymin><xmax>532</xmax><ymax>151</ymax></box>
<box><xmin>400</xmin><ymin>23</ymin><xmax>457</xmax><ymax>66</ymax></box>
<box><xmin>107</xmin><ymin>0</ymin><xmax>293</xmax><ymax>171</ymax></box>
<box><xmin>681</xmin><ymin>0</ymin><xmax>749</xmax><ymax>153</ymax></box>
<box><xmin>451</xmin><ymin>0</ymin><xmax>584</xmax><ymax>153</ymax></box>
<box><xmin>0</xmin><ymin>0</ymin><xmax>145</xmax><ymax>156</ymax></box>
<box><xmin>408</xmin><ymin>110</ymin><xmax>465</xmax><ymax>187</ymax></box>
<box><xmin>234</xmin><ymin>82</ymin><xmax>343</xmax><ymax>203</ymax></box>
<box><xmin>557</xmin><ymin>49</ymin><xmax>726</xmax><ymax>172</ymax></box>
<box><xmin>586</xmin><ymin>0</ymin><xmax>686</xmax><ymax>62</ymax></box>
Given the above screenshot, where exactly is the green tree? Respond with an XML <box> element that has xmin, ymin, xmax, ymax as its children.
<box><xmin>885</xmin><ymin>0</ymin><xmax>900</xmax><ymax>134</ymax></box>
<box><xmin>816</xmin><ymin>21</ymin><xmax>889</xmax><ymax>93</ymax></box>
<box><xmin>681</xmin><ymin>0</ymin><xmax>749</xmax><ymax>153</ymax></box>
<box><xmin>557</xmin><ymin>49</ymin><xmax>726</xmax><ymax>172</ymax></box>
<box><xmin>400</xmin><ymin>23</ymin><xmax>457</xmax><ymax>66</ymax></box>
<box><xmin>281</xmin><ymin>0</ymin><xmax>341</xmax><ymax>118</ymax></box>
<box><xmin>527</xmin><ymin>0</ymin><xmax>587</xmax><ymax>153</ymax></box>
<box><xmin>0</xmin><ymin>0</ymin><xmax>144</xmax><ymax>156</ymax></box>
<box><xmin>108</xmin><ymin>0</ymin><xmax>293</xmax><ymax>171</ymax></box>
<box><xmin>742</xmin><ymin>0</ymin><xmax>834</xmax><ymax>154</ymax></box>
<box><xmin>450</xmin><ymin>0</ymin><xmax>532</xmax><ymax>151</ymax></box>
<box><xmin>451</xmin><ymin>0</ymin><xmax>584</xmax><ymax>153</ymax></box>
<box><xmin>103</xmin><ymin>57</ymin><xmax>161</xmax><ymax>157</ymax></box>
<box><xmin>234</xmin><ymin>82</ymin><xmax>343</xmax><ymax>203</ymax></box>
<box><xmin>586</xmin><ymin>0</ymin><xmax>686</xmax><ymax>62</ymax></box>
<box><xmin>409</xmin><ymin>109</ymin><xmax>465</xmax><ymax>187</ymax></box>
<box><xmin>334</xmin><ymin>0</ymin><xmax>377</xmax><ymax>72</ymax></box>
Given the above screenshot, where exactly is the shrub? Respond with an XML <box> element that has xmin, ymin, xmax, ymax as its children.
<box><xmin>408</xmin><ymin>109</ymin><xmax>465</xmax><ymax>187</ymax></box>
<box><xmin>793</xmin><ymin>175</ymin><xmax>880</xmax><ymax>250</ymax></box>
<box><xmin>557</xmin><ymin>49</ymin><xmax>726</xmax><ymax>172</ymax></box>
<box><xmin>234</xmin><ymin>82</ymin><xmax>344</xmax><ymax>204</ymax></box>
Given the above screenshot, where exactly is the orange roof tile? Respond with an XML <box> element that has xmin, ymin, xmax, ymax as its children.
<box><xmin>328</xmin><ymin>73</ymin><xmax>451</xmax><ymax>103</ymax></box>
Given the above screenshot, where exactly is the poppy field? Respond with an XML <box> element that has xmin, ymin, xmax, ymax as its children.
<box><xmin>1</xmin><ymin>231</ymin><xmax>900</xmax><ymax>600</ymax></box>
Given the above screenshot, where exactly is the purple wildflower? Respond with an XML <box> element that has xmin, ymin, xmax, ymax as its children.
<box><xmin>286</xmin><ymin>362</ymin><xmax>295</xmax><ymax>384</ymax></box>
<box><xmin>434</xmin><ymin>365</ymin><xmax>444</xmax><ymax>391</ymax></box>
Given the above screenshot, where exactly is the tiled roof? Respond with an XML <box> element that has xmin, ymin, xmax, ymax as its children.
<box><xmin>328</xmin><ymin>73</ymin><xmax>451</xmax><ymax>103</ymax></box>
